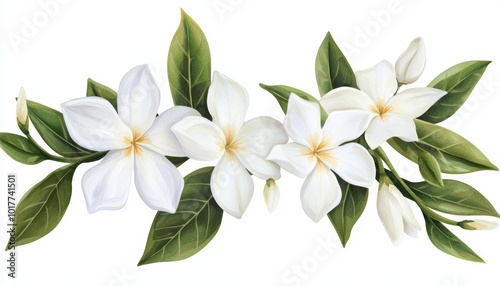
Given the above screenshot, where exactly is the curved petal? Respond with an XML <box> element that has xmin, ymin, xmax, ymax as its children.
<box><xmin>389</xmin><ymin>185</ymin><xmax>421</xmax><ymax>238</ymax></box>
<box><xmin>320</xmin><ymin>143</ymin><xmax>375</xmax><ymax>188</ymax></box>
<box><xmin>365</xmin><ymin>113</ymin><xmax>418</xmax><ymax>149</ymax></box>
<box><xmin>82</xmin><ymin>150</ymin><xmax>133</xmax><ymax>213</ymax></box>
<box><xmin>320</xmin><ymin>87</ymin><xmax>374</xmax><ymax>113</ymax></box>
<box><xmin>134</xmin><ymin>148</ymin><xmax>184</xmax><ymax>213</ymax></box>
<box><xmin>235</xmin><ymin>116</ymin><xmax>288</xmax><ymax>157</ymax></box>
<box><xmin>208</xmin><ymin>71</ymin><xmax>248</xmax><ymax>137</ymax></box>
<box><xmin>118</xmin><ymin>65</ymin><xmax>160</xmax><ymax>135</ymax></box>
<box><xmin>377</xmin><ymin>185</ymin><xmax>404</xmax><ymax>245</ymax></box>
<box><xmin>61</xmin><ymin>97</ymin><xmax>131</xmax><ymax>151</ymax></box>
<box><xmin>285</xmin><ymin>94</ymin><xmax>322</xmax><ymax>147</ymax></box>
<box><xmin>356</xmin><ymin>60</ymin><xmax>397</xmax><ymax>103</ymax></box>
<box><xmin>321</xmin><ymin>110</ymin><xmax>373</xmax><ymax>148</ymax></box>
<box><xmin>388</xmin><ymin>87</ymin><xmax>447</xmax><ymax>118</ymax></box>
<box><xmin>395</xmin><ymin>37</ymin><xmax>426</xmax><ymax>84</ymax></box>
<box><xmin>267</xmin><ymin>143</ymin><xmax>316</xmax><ymax>178</ymax></box>
<box><xmin>171</xmin><ymin>116</ymin><xmax>225</xmax><ymax>161</ymax></box>
<box><xmin>235</xmin><ymin>150</ymin><xmax>281</xmax><ymax>180</ymax></box>
<box><xmin>300</xmin><ymin>163</ymin><xmax>341</xmax><ymax>223</ymax></box>
<box><xmin>142</xmin><ymin>106</ymin><xmax>201</xmax><ymax>156</ymax></box>
<box><xmin>211</xmin><ymin>153</ymin><xmax>254</xmax><ymax>218</ymax></box>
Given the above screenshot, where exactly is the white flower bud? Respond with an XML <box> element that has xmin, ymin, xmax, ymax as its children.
<box><xmin>263</xmin><ymin>179</ymin><xmax>279</xmax><ymax>213</ymax></box>
<box><xmin>395</xmin><ymin>37</ymin><xmax>426</xmax><ymax>84</ymax></box>
<box><xmin>17</xmin><ymin>87</ymin><xmax>29</xmax><ymax>133</ymax></box>
<box><xmin>464</xmin><ymin>220</ymin><xmax>498</xmax><ymax>230</ymax></box>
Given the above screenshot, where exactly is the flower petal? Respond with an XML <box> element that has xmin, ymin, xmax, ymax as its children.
<box><xmin>320</xmin><ymin>87</ymin><xmax>374</xmax><ymax>113</ymax></box>
<box><xmin>142</xmin><ymin>106</ymin><xmax>201</xmax><ymax>157</ymax></box>
<box><xmin>208</xmin><ymin>71</ymin><xmax>248</xmax><ymax>136</ymax></box>
<box><xmin>377</xmin><ymin>185</ymin><xmax>404</xmax><ymax>245</ymax></box>
<box><xmin>320</xmin><ymin>143</ymin><xmax>375</xmax><ymax>188</ymax></box>
<box><xmin>395</xmin><ymin>37</ymin><xmax>426</xmax><ymax>84</ymax></box>
<box><xmin>389</xmin><ymin>185</ymin><xmax>421</xmax><ymax>238</ymax></box>
<box><xmin>321</xmin><ymin>110</ymin><xmax>373</xmax><ymax>148</ymax></box>
<box><xmin>134</xmin><ymin>148</ymin><xmax>184</xmax><ymax>213</ymax></box>
<box><xmin>388</xmin><ymin>87</ymin><xmax>447</xmax><ymax>118</ymax></box>
<box><xmin>285</xmin><ymin>94</ymin><xmax>322</xmax><ymax>147</ymax></box>
<box><xmin>118</xmin><ymin>65</ymin><xmax>160</xmax><ymax>135</ymax></box>
<box><xmin>300</xmin><ymin>163</ymin><xmax>341</xmax><ymax>222</ymax></box>
<box><xmin>61</xmin><ymin>97</ymin><xmax>131</xmax><ymax>151</ymax></box>
<box><xmin>365</xmin><ymin>113</ymin><xmax>418</xmax><ymax>149</ymax></box>
<box><xmin>82</xmin><ymin>150</ymin><xmax>133</xmax><ymax>213</ymax></box>
<box><xmin>211</xmin><ymin>153</ymin><xmax>254</xmax><ymax>218</ymax></box>
<box><xmin>267</xmin><ymin>143</ymin><xmax>316</xmax><ymax>178</ymax></box>
<box><xmin>171</xmin><ymin>116</ymin><xmax>225</xmax><ymax>161</ymax></box>
<box><xmin>356</xmin><ymin>60</ymin><xmax>397</xmax><ymax>103</ymax></box>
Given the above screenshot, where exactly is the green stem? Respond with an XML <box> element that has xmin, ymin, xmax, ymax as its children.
<box><xmin>374</xmin><ymin>146</ymin><xmax>459</xmax><ymax>226</ymax></box>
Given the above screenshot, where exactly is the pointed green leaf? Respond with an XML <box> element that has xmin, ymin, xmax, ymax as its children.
<box><xmin>259</xmin><ymin>83</ymin><xmax>328</xmax><ymax>123</ymax></box>
<box><xmin>12</xmin><ymin>164</ymin><xmax>77</xmax><ymax>247</ymax></box>
<box><xmin>416</xmin><ymin>147</ymin><xmax>443</xmax><ymax>187</ymax></box>
<box><xmin>0</xmin><ymin>133</ymin><xmax>47</xmax><ymax>164</ymax></box>
<box><xmin>315</xmin><ymin>32</ymin><xmax>357</xmax><ymax>96</ymax></box>
<box><xmin>327</xmin><ymin>175</ymin><xmax>368</xmax><ymax>247</ymax></box>
<box><xmin>27</xmin><ymin>100</ymin><xmax>96</xmax><ymax>158</ymax></box>
<box><xmin>388</xmin><ymin>120</ymin><xmax>498</xmax><ymax>173</ymax></box>
<box><xmin>138</xmin><ymin>167</ymin><xmax>223</xmax><ymax>265</ymax></box>
<box><xmin>166</xmin><ymin>156</ymin><xmax>188</xmax><ymax>168</ymax></box>
<box><xmin>424</xmin><ymin>215</ymin><xmax>484</xmax><ymax>263</ymax></box>
<box><xmin>420</xmin><ymin>61</ymin><xmax>491</xmax><ymax>123</ymax></box>
<box><xmin>86</xmin><ymin>78</ymin><xmax>118</xmax><ymax>110</ymax></box>
<box><xmin>168</xmin><ymin>10</ymin><xmax>211</xmax><ymax>119</ymax></box>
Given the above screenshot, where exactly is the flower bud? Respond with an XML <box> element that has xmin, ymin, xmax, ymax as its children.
<box><xmin>395</xmin><ymin>37</ymin><xmax>426</xmax><ymax>84</ymax></box>
<box><xmin>460</xmin><ymin>220</ymin><xmax>498</xmax><ymax>230</ymax></box>
<box><xmin>17</xmin><ymin>87</ymin><xmax>29</xmax><ymax>134</ymax></box>
<box><xmin>263</xmin><ymin>179</ymin><xmax>279</xmax><ymax>213</ymax></box>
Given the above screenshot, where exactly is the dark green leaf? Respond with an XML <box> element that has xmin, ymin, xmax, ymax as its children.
<box><xmin>168</xmin><ymin>9</ymin><xmax>212</xmax><ymax>119</ymax></box>
<box><xmin>416</xmin><ymin>147</ymin><xmax>443</xmax><ymax>187</ymax></box>
<box><xmin>424</xmin><ymin>215</ymin><xmax>484</xmax><ymax>263</ymax></box>
<box><xmin>138</xmin><ymin>167</ymin><xmax>223</xmax><ymax>265</ymax></box>
<box><xmin>27</xmin><ymin>100</ymin><xmax>96</xmax><ymax>158</ymax></box>
<box><xmin>388</xmin><ymin>120</ymin><xmax>497</xmax><ymax>173</ymax></box>
<box><xmin>259</xmin><ymin>83</ymin><xmax>328</xmax><ymax>123</ymax></box>
<box><xmin>327</xmin><ymin>175</ymin><xmax>368</xmax><ymax>247</ymax></box>
<box><xmin>0</xmin><ymin>133</ymin><xmax>47</xmax><ymax>164</ymax></box>
<box><xmin>86</xmin><ymin>78</ymin><xmax>118</xmax><ymax>110</ymax></box>
<box><xmin>420</xmin><ymin>61</ymin><xmax>491</xmax><ymax>123</ymax></box>
<box><xmin>166</xmin><ymin>156</ymin><xmax>188</xmax><ymax>167</ymax></box>
<box><xmin>315</xmin><ymin>32</ymin><xmax>357</xmax><ymax>96</ymax></box>
<box><xmin>11</xmin><ymin>164</ymin><xmax>77</xmax><ymax>247</ymax></box>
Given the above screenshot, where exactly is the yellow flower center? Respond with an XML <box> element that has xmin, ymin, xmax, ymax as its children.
<box><xmin>304</xmin><ymin>134</ymin><xmax>337</xmax><ymax>166</ymax></box>
<box><xmin>370</xmin><ymin>100</ymin><xmax>392</xmax><ymax>120</ymax></box>
<box><xmin>124</xmin><ymin>131</ymin><xmax>149</xmax><ymax>156</ymax></box>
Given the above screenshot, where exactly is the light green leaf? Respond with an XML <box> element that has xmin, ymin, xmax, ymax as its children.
<box><xmin>27</xmin><ymin>100</ymin><xmax>97</xmax><ymax>158</ymax></box>
<box><xmin>420</xmin><ymin>61</ymin><xmax>491</xmax><ymax>123</ymax></box>
<box><xmin>327</xmin><ymin>175</ymin><xmax>368</xmax><ymax>247</ymax></box>
<box><xmin>0</xmin><ymin>133</ymin><xmax>47</xmax><ymax>164</ymax></box>
<box><xmin>416</xmin><ymin>147</ymin><xmax>443</xmax><ymax>187</ymax></box>
<box><xmin>138</xmin><ymin>167</ymin><xmax>223</xmax><ymax>265</ymax></box>
<box><xmin>86</xmin><ymin>78</ymin><xmax>118</xmax><ymax>110</ymax></box>
<box><xmin>424</xmin><ymin>215</ymin><xmax>484</xmax><ymax>263</ymax></box>
<box><xmin>168</xmin><ymin>9</ymin><xmax>212</xmax><ymax>119</ymax></box>
<box><xmin>315</xmin><ymin>32</ymin><xmax>357</xmax><ymax>96</ymax></box>
<box><xmin>388</xmin><ymin>120</ymin><xmax>498</xmax><ymax>173</ymax></box>
<box><xmin>12</xmin><ymin>164</ymin><xmax>77</xmax><ymax>247</ymax></box>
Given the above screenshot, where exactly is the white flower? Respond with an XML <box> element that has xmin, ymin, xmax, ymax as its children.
<box><xmin>320</xmin><ymin>60</ymin><xmax>447</xmax><ymax>149</ymax></box>
<box><xmin>267</xmin><ymin>94</ymin><xmax>375</xmax><ymax>222</ymax></box>
<box><xmin>377</xmin><ymin>183</ymin><xmax>421</xmax><ymax>245</ymax></box>
<box><xmin>171</xmin><ymin>72</ymin><xmax>288</xmax><ymax>218</ymax></box>
<box><xmin>61</xmin><ymin>65</ymin><xmax>199</xmax><ymax>213</ymax></box>
<box><xmin>17</xmin><ymin>87</ymin><xmax>28</xmax><ymax>126</ymax></box>
<box><xmin>395</xmin><ymin>37</ymin><xmax>426</xmax><ymax>84</ymax></box>
<box><xmin>463</xmin><ymin>220</ymin><xmax>498</xmax><ymax>230</ymax></box>
<box><xmin>263</xmin><ymin>179</ymin><xmax>279</xmax><ymax>213</ymax></box>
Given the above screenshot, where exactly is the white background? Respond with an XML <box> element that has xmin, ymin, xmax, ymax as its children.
<box><xmin>1</xmin><ymin>1</ymin><xmax>500</xmax><ymax>285</ymax></box>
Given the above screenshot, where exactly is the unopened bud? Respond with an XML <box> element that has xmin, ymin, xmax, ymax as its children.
<box><xmin>395</xmin><ymin>37</ymin><xmax>426</xmax><ymax>84</ymax></box>
<box><xmin>460</xmin><ymin>220</ymin><xmax>498</xmax><ymax>230</ymax></box>
<box><xmin>264</xmin><ymin>179</ymin><xmax>279</xmax><ymax>213</ymax></box>
<box><xmin>16</xmin><ymin>87</ymin><xmax>29</xmax><ymax>133</ymax></box>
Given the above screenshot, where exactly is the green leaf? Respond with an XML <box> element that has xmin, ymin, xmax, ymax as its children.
<box><xmin>138</xmin><ymin>167</ymin><xmax>223</xmax><ymax>265</ymax></box>
<box><xmin>11</xmin><ymin>164</ymin><xmax>77</xmax><ymax>247</ymax></box>
<box><xmin>416</xmin><ymin>147</ymin><xmax>443</xmax><ymax>187</ymax></box>
<box><xmin>419</xmin><ymin>61</ymin><xmax>490</xmax><ymax>123</ymax></box>
<box><xmin>0</xmin><ymin>133</ymin><xmax>47</xmax><ymax>164</ymax></box>
<box><xmin>388</xmin><ymin>120</ymin><xmax>498</xmax><ymax>173</ymax></box>
<box><xmin>166</xmin><ymin>156</ymin><xmax>188</xmax><ymax>167</ymax></box>
<box><xmin>315</xmin><ymin>32</ymin><xmax>357</xmax><ymax>96</ymax></box>
<box><xmin>86</xmin><ymin>78</ymin><xmax>118</xmax><ymax>110</ymax></box>
<box><xmin>168</xmin><ymin>9</ymin><xmax>212</xmax><ymax>119</ymax></box>
<box><xmin>327</xmin><ymin>175</ymin><xmax>368</xmax><ymax>247</ymax></box>
<box><xmin>259</xmin><ymin>83</ymin><xmax>328</xmax><ymax>124</ymax></box>
<box><xmin>27</xmin><ymin>100</ymin><xmax>96</xmax><ymax>158</ymax></box>
<box><xmin>424</xmin><ymin>215</ymin><xmax>484</xmax><ymax>263</ymax></box>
